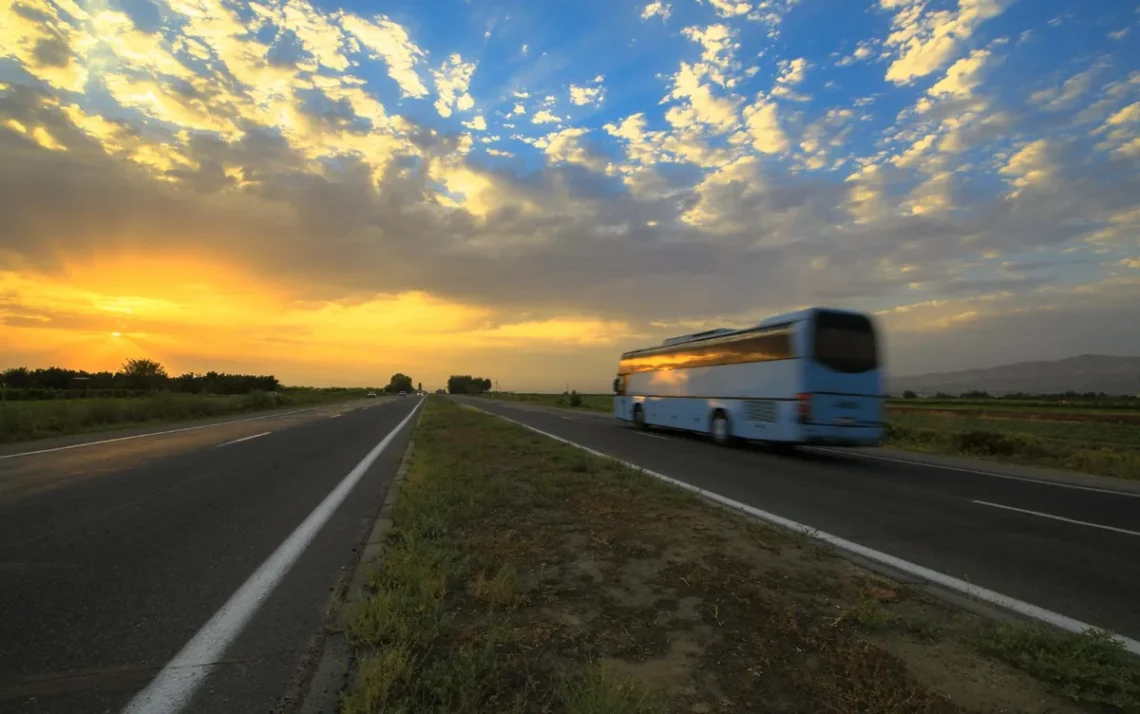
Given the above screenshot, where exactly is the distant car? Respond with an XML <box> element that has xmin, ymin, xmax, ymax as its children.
<box><xmin>398</xmin><ymin>391</ymin><xmax>407</xmax><ymax>398</ymax></box>
<box><xmin>365</xmin><ymin>392</ymin><xmax>377</xmax><ymax>398</ymax></box>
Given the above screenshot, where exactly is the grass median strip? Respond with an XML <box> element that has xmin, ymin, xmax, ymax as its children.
<box><xmin>341</xmin><ymin>398</ymin><xmax>1138</xmax><ymax>713</ymax></box>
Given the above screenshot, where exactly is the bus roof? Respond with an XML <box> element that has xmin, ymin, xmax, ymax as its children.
<box><xmin>620</xmin><ymin>306</ymin><xmax>872</xmax><ymax>358</ymax></box>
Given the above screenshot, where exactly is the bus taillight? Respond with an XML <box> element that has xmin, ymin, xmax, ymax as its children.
<box><xmin>796</xmin><ymin>392</ymin><xmax>811</xmax><ymax>423</ymax></box>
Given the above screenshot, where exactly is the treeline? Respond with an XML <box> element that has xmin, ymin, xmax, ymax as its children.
<box><xmin>1</xmin><ymin>360</ymin><xmax>280</xmax><ymax>399</ymax></box>
<box><xmin>447</xmin><ymin>375</ymin><xmax>492</xmax><ymax>394</ymax></box>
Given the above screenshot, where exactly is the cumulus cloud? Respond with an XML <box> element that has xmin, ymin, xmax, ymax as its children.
<box><xmin>1</xmin><ymin>0</ymin><xmax>1139</xmax><ymax>385</ymax></box>
<box><xmin>433</xmin><ymin>53</ymin><xmax>477</xmax><ymax>117</ymax></box>
<box><xmin>569</xmin><ymin>76</ymin><xmax>606</xmax><ymax>106</ymax></box>
<box><xmin>341</xmin><ymin>14</ymin><xmax>429</xmax><ymax>97</ymax></box>
<box><xmin>641</xmin><ymin>1</ymin><xmax>671</xmax><ymax>20</ymax></box>
<box><xmin>531</xmin><ymin>109</ymin><xmax>561</xmax><ymax>124</ymax></box>
<box><xmin>880</xmin><ymin>0</ymin><xmax>1010</xmax><ymax>85</ymax></box>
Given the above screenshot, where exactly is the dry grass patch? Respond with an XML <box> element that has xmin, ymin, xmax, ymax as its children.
<box><xmin>342</xmin><ymin>399</ymin><xmax>1138</xmax><ymax>713</ymax></box>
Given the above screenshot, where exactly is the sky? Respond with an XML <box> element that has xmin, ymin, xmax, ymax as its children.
<box><xmin>1</xmin><ymin>0</ymin><xmax>1138</xmax><ymax>391</ymax></box>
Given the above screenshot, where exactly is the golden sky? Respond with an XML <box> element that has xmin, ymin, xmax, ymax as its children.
<box><xmin>1</xmin><ymin>0</ymin><xmax>1138</xmax><ymax>389</ymax></box>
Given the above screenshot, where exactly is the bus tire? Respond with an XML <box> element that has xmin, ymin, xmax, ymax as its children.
<box><xmin>633</xmin><ymin>404</ymin><xmax>648</xmax><ymax>430</ymax></box>
<box><xmin>710</xmin><ymin>410</ymin><xmax>732</xmax><ymax>445</ymax></box>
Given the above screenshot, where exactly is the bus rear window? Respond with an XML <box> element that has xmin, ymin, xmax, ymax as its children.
<box><xmin>812</xmin><ymin>311</ymin><xmax>878</xmax><ymax>374</ymax></box>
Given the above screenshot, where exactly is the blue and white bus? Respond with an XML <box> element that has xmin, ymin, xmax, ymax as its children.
<box><xmin>612</xmin><ymin>307</ymin><xmax>885</xmax><ymax>447</ymax></box>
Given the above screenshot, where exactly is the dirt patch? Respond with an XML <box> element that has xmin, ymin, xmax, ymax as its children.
<box><xmin>341</xmin><ymin>400</ymin><xmax>1137</xmax><ymax>714</ymax></box>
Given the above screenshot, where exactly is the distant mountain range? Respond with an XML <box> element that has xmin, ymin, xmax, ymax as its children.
<box><xmin>889</xmin><ymin>355</ymin><xmax>1140</xmax><ymax>396</ymax></box>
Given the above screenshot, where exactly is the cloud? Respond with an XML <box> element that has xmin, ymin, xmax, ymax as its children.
<box><xmin>533</xmin><ymin>127</ymin><xmax>606</xmax><ymax>171</ymax></box>
<box><xmin>771</xmin><ymin>57</ymin><xmax>810</xmax><ymax>101</ymax></box>
<box><xmin>641</xmin><ymin>1</ymin><xmax>672</xmax><ymax>21</ymax></box>
<box><xmin>999</xmin><ymin>138</ymin><xmax>1056</xmax><ymax>192</ymax></box>
<box><xmin>736</xmin><ymin>97</ymin><xmax>789</xmax><ymax>154</ymax></box>
<box><xmin>531</xmin><ymin>109</ymin><xmax>561</xmax><ymax>124</ymax></box>
<box><xmin>681</xmin><ymin>24</ymin><xmax>739</xmax><ymax>71</ymax></box>
<box><xmin>433</xmin><ymin>53</ymin><xmax>477</xmax><ymax>117</ymax></box>
<box><xmin>704</xmin><ymin>0</ymin><xmax>751</xmax><ymax>18</ymax></box>
<box><xmin>1030</xmin><ymin>61</ymin><xmax>1106</xmax><ymax>111</ymax></box>
<box><xmin>2</xmin><ymin>0</ymin><xmax>1139</xmax><ymax>389</ymax></box>
<box><xmin>837</xmin><ymin>41</ymin><xmax>877</xmax><ymax>67</ymax></box>
<box><xmin>569</xmin><ymin>76</ymin><xmax>606</xmax><ymax>106</ymax></box>
<box><xmin>341</xmin><ymin>14</ymin><xmax>429</xmax><ymax>97</ymax></box>
<box><xmin>881</xmin><ymin>0</ymin><xmax>1009</xmax><ymax>84</ymax></box>
<box><xmin>462</xmin><ymin>115</ymin><xmax>488</xmax><ymax>131</ymax></box>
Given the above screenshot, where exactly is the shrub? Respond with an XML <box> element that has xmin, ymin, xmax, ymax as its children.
<box><xmin>569</xmin><ymin>390</ymin><xmax>583</xmax><ymax>408</ymax></box>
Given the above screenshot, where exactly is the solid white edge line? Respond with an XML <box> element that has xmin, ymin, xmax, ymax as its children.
<box><xmin>805</xmin><ymin>446</ymin><xmax>1140</xmax><ymax>499</ymax></box>
<box><xmin>974</xmin><ymin>500</ymin><xmax>1140</xmax><ymax>538</ymax></box>
<box><xmin>120</xmin><ymin>402</ymin><xmax>422</xmax><ymax>714</ymax></box>
<box><xmin>464</xmin><ymin>403</ymin><xmax>1140</xmax><ymax>657</ymax></box>
<box><xmin>216</xmin><ymin>432</ymin><xmax>272</xmax><ymax>447</ymax></box>
<box><xmin>0</xmin><ymin>408</ymin><xmax>314</xmax><ymax>461</ymax></box>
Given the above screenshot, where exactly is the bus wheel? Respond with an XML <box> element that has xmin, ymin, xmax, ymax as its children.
<box><xmin>633</xmin><ymin>405</ymin><xmax>648</xmax><ymax>430</ymax></box>
<box><xmin>710</xmin><ymin>410</ymin><xmax>732</xmax><ymax>445</ymax></box>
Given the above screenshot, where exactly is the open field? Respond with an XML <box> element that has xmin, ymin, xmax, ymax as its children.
<box><xmin>0</xmin><ymin>388</ymin><xmax>372</xmax><ymax>444</ymax></box>
<box><xmin>478</xmin><ymin>393</ymin><xmax>1140</xmax><ymax>480</ymax></box>
<box><xmin>340</xmin><ymin>399</ymin><xmax>1138</xmax><ymax>714</ymax></box>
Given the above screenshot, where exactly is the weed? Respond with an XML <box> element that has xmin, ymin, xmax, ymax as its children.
<box><xmin>559</xmin><ymin>663</ymin><xmax>666</xmax><ymax>714</ymax></box>
<box><xmin>972</xmin><ymin>623</ymin><xmax>1140</xmax><ymax>711</ymax></box>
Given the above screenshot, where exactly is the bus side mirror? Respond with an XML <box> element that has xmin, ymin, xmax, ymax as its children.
<box><xmin>612</xmin><ymin>377</ymin><xmax>620</xmax><ymax>394</ymax></box>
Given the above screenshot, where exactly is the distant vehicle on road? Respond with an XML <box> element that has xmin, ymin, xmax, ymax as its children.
<box><xmin>398</xmin><ymin>391</ymin><xmax>407</xmax><ymax>398</ymax></box>
<box><xmin>365</xmin><ymin>392</ymin><xmax>377</xmax><ymax>398</ymax></box>
<box><xmin>612</xmin><ymin>307</ymin><xmax>884</xmax><ymax>447</ymax></box>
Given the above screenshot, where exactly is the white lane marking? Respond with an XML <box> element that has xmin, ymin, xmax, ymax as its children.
<box><xmin>636</xmin><ymin>432</ymin><xmax>669</xmax><ymax>440</ymax></box>
<box><xmin>0</xmin><ymin>409</ymin><xmax>313</xmax><ymax>461</ymax></box>
<box><xmin>217</xmin><ymin>432</ymin><xmax>271</xmax><ymax>447</ymax></box>
<box><xmin>805</xmin><ymin>446</ymin><xmax>1140</xmax><ymax>499</ymax></box>
<box><xmin>973</xmin><ymin>500</ymin><xmax>1140</xmax><ymax>538</ymax></box>
<box><xmin>464</xmin><ymin>405</ymin><xmax>1140</xmax><ymax>656</ymax></box>
<box><xmin>121</xmin><ymin>403</ymin><xmax>421</xmax><ymax>714</ymax></box>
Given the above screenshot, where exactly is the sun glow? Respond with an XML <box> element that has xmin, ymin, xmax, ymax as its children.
<box><xmin>0</xmin><ymin>254</ymin><xmax>636</xmax><ymax>386</ymax></box>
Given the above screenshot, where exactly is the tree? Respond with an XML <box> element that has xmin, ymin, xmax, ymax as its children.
<box><xmin>417</xmin><ymin>382</ymin><xmax>423</xmax><ymax>393</ymax></box>
<box><xmin>386</xmin><ymin>373</ymin><xmax>414</xmax><ymax>393</ymax></box>
<box><xmin>120</xmin><ymin>358</ymin><xmax>168</xmax><ymax>390</ymax></box>
<box><xmin>447</xmin><ymin>375</ymin><xmax>492</xmax><ymax>395</ymax></box>
<box><xmin>902</xmin><ymin>390</ymin><xmax>917</xmax><ymax>399</ymax></box>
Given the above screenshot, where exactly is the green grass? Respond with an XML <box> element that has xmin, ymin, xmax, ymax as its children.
<box><xmin>886</xmin><ymin>414</ymin><xmax>1140</xmax><ymax>480</ymax></box>
<box><xmin>971</xmin><ymin>624</ymin><xmax>1140</xmax><ymax>711</ymax></box>
<box><xmin>341</xmin><ymin>399</ymin><xmax>1138</xmax><ymax>713</ymax></box>
<box><xmin>480</xmin><ymin>391</ymin><xmax>614</xmax><ymax>413</ymax></box>
<box><xmin>0</xmin><ymin>388</ymin><xmax>371</xmax><ymax>444</ymax></box>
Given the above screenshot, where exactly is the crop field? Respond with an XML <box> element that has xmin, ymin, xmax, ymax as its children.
<box><xmin>478</xmin><ymin>393</ymin><xmax>1140</xmax><ymax>480</ymax></box>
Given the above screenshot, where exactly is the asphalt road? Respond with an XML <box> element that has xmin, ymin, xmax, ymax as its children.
<box><xmin>461</xmin><ymin>398</ymin><xmax>1140</xmax><ymax>643</ymax></box>
<box><xmin>0</xmin><ymin>397</ymin><xmax>421</xmax><ymax>714</ymax></box>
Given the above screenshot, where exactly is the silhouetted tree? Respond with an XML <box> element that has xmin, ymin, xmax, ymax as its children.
<box><xmin>447</xmin><ymin>375</ymin><xmax>492</xmax><ymax>394</ymax></box>
<box><xmin>386</xmin><ymin>373</ymin><xmax>415</xmax><ymax>393</ymax></box>
<box><xmin>120</xmin><ymin>358</ymin><xmax>168</xmax><ymax>390</ymax></box>
<box><xmin>902</xmin><ymin>390</ymin><xmax>917</xmax><ymax>399</ymax></box>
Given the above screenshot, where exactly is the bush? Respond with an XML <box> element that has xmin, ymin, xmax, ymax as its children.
<box><xmin>569</xmin><ymin>390</ymin><xmax>583</xmax><ymax>408</ymax></box>
<box><xmin>244</xmin><ymin>390</ymin><xmax>276</xmax><ymax>409</ymax></box>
